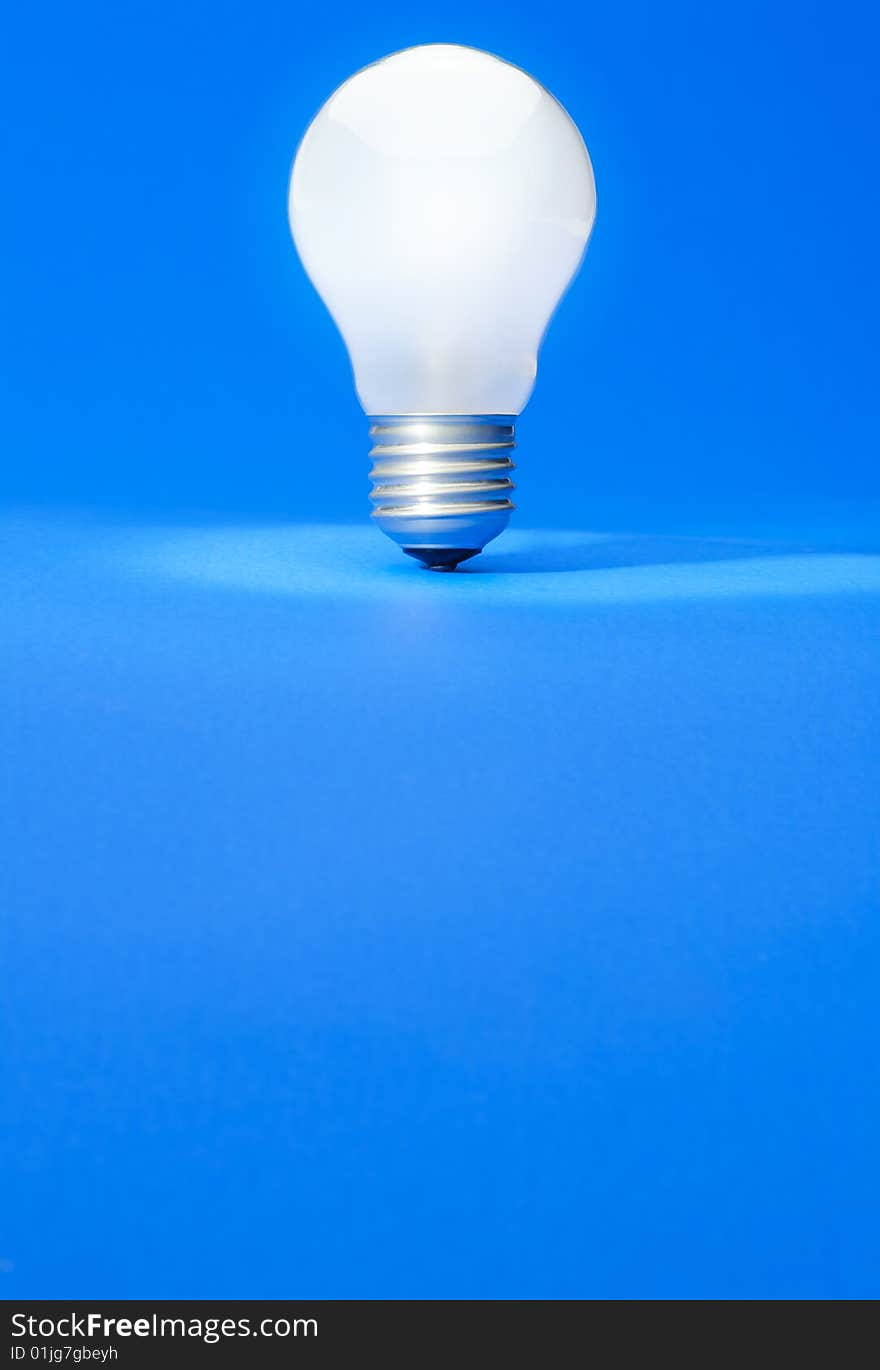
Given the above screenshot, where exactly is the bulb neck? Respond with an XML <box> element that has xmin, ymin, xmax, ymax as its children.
<box><xmin>368</xmin><ymin>415</ymin><xmax>516</xmax><ymax>570</ymax></box>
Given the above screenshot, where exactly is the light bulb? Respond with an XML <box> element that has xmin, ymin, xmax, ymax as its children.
<box><xmin>289</xmin><ymin>43</ymin><xmax>596</xmax><ymax>569</ymax></box>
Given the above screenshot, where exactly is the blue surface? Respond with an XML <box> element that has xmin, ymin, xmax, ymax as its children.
<box><xmin>2</xmin><ymin>512</ymin><xmax>879</xmax><ymax>1298</ymax></box>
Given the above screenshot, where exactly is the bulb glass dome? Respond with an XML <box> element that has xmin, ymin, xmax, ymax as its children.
<box><xmin>289</xmin><ymin>44</ymin><xmax>596</xmax><ymax>417</ymax></box>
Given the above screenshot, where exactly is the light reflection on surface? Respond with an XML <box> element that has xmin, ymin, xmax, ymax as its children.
<box><xmin>109</xmin><ymin>523</ymin><xmax>880</xmax><ymax>606</ymax></box>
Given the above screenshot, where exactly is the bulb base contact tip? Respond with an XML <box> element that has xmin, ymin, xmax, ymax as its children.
<box><xmin>402</xmin><ymin>546</ymin><xmax>481</xmax><ymax>571</ymax></box>
<box><xmin>369</xmin><ymin>415</ymin><xmax>516</xmax><ymax>570</ymax></box>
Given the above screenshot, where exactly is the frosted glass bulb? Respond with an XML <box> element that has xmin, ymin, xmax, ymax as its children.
<box><xmin>289</xmin><ymin>43</ymin><xmax>596</xmax><ymax>568</ymax></box>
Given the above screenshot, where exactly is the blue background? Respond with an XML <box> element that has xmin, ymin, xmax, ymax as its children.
<box><xmin>2</xmin><ymin>0</ymin><xmax>879</xmax><ymax>1299</ymax></box>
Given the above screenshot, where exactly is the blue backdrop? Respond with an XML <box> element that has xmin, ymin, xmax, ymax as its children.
<box><xmin>4</xmin><ymin>0</ymin><xmax>879</xmax><ymax>523</ymax></box>
<box><xmin>2</xmin><ymin>1</ymin><xmax>879</xmax><ymax>1300</ymax></box>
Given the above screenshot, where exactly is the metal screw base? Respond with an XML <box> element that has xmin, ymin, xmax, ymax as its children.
<box><xmin>368</xmin><ymin>416</ymin><xmax>516</xmax><ymax>570</ymax></box>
